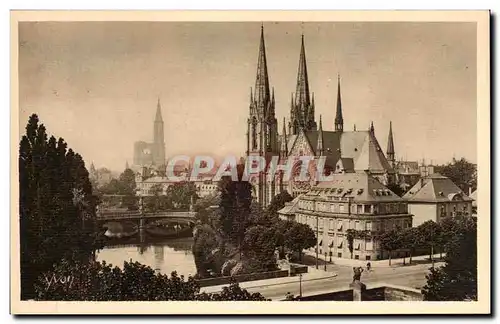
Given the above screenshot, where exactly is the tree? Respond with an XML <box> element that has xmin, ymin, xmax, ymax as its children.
<box><xmin>166</xmin><ymin>182</ymin><xmax>198</xmax><ymax>210</ymax></box>
<box><xmin>267</xmin><ymin>191</ymin><xmax>293</xmax><ymax>215</ymax></box>
<box><xmin>379</xmin><ymin>229</ymin><xmax>402</xmax><ymax>266</ymax></box>
<box><xmin>242</xmin><ymin>225</ymin><xmax>279</xmax><ymax>272</ymax></box>
<box><xmin>35</xmin><ymin>260</ymin><xmax>268</xmax><ymax>301</ymax></box>
<box><xmin>283</xmin><ymin>222</ymin><xmax>316</xmax><ymax>261</ymax></box>
<box><xmin>422</xmin><ymin>217</ymin><xmax>477</xmax><ymax>301</ymax></box>
<box><xmin>435</xmin><ymin>158</ymin><xmax>477</xmax><ymax>193</ymax></box>
<box><xmin>387</xmin><ymin>183</ymin><xmax>405</xmax><ymax>197</ymax></box>
<box><xmin>19</xmin><ymin>114</ymin><xmax>101</xmax><ymax>299</ymax></box>
<box><xmin>417</xmin><ymin>220</ymin><xmax>442</xmax><ymax>264</ymax></box>
<box><xmin>401</xmin><ymin>227</ymin><xmax>422</xmax><ymax>265</ymax></box>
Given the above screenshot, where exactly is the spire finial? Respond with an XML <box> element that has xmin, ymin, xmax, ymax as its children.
<box><xmin>354</xmin><ymin>124</ymin><xmax>357</xmax><ymax>131</ymax></box>
<box><xmin>387</xmin><ymin>120</ymin><xmax>395</xmax><ymax>162</ymax></box>
<box><xmin>155</xmin><ymin>97</ymin><xmax>163</xmax><ymax>122</ymax></box>
<box><xmin>334</xmin><ymin>75</ymin><xmax>344</xmax><ymax>132</ymax></box>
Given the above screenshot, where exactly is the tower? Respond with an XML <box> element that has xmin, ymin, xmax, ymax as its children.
<box><xmin>334</xmin><ymin>75</ymin><xmax>344</xmax><ymax>132</ymax></box>
<box><xmin>289</xmin><ymin>35</ymin><xmax>317</xmax><ymax>135</ymax></box>
<box><xmin>386</xmin><ymin>121</ymin><xmax>395</xmax><ymax>165</ymax></box>
<box><xmin>246</xmin><ymin>25</ymin><xmax>278</xmax><ymax>206</ymax></box>
<box><xmin>317</xmin><ymin>115</ymin><xmax>324</xmax><ymax>156</ymax></box>
<box><xmin>153</xmin><ymin>98</ymin><xmax>166</xmax><ymax>166</ymax></box>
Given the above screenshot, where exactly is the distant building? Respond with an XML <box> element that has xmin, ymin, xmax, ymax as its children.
<box><xmin>133</xmin><ymin>98</ymin><xmax>166</xmax><ymax>168</ymax></box>
<box><xmin>278</xmin><ymin>172</ymin><xmax>413</xmax><ymax>261</ymax></box>
<box><xmin>403</xmin><ymin>173</ymin><xmax>473</xmax><ymax>226</ymax></box>
<box><xmin>393</xmin><ymin>160</ymin><xmax>435</xmax><ymax>192</ymax></box>
<box><xmin>89</xmin><ymin>162</ymin><xmax>118</xmax><ymax>187</ymax></box>
<box><xmin>469</xmin><ymin>189</ymin><xmax>477</xmax><ymax>217</ymax></box>
<box><xmin>135</xmin><ymin>165</ymin><xmax>218</xmax><ymax>198</ymax></box>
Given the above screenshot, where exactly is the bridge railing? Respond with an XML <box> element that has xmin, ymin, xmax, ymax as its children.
<box><xmin>97</xmin><ymin>211</ymin><xmax>196</xmax><ymax>220</ymax></box>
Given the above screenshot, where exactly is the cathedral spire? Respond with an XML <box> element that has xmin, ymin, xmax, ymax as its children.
<box><xmin>354</xmin><ymin>124</ymin><xmax>357</xmax><ymax>131</ymax></box>
<box><xmin>387</xmin><ymin>121</ymin><xmax>395</xmax><ymax>162</ymax></box>
<box><xmin>370</xmin><ymin>121</ymin><xmax>375</xmax><ymax>134</ymax></box>
<box><xmin>335</xmin><ymin>75</ymin><xmax>344</xmax><ymax>132</ymax></box>
<box><xmin>281</xmin><ymin>117</ymin><xmax>288</xmax><ymax>156</ymax></box>
<box><xmin>155</xmin><ymin>98</ymin><xmax>163</xmax><ymax>122</ymax></box>
<box><xmin>254</xmin><ymin>25</ymin><xmax>270</xmax><ymax>107</ymax></box>
<box><xmin>317</xmin><ymin>115</ymin><xmax>324</xmax><ymax>156</ymax></box>
<box><xmin>295</xmin><ymin>34</ymin><xmax>310</xmax><ymax>109</ymax></box>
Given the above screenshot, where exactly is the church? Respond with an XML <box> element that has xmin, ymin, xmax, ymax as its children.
<box><xmin>245</xmin><ymin>26</ymin><xmax>398</xmax><ymax>207</ymax></box>
<box><xmin>133</xmin><ymin>98</ymin><xmax>166</xmax><ymax>168</ymax></box>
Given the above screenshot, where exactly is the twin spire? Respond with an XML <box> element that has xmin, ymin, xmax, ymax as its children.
<box><xmin>253</xmin><ymin>25</ymin><xmax>271</xmax><ymax>106</ymax></box>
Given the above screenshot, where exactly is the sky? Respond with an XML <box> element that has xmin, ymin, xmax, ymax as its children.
<box><xmin>18</xmin><ymin>21</ymin><xmax>477</xmax><ymax>172</ymax></box>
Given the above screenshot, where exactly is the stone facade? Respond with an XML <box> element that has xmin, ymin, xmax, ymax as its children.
<box><xmin>278</xmin><ymin>172</ymin><xmax>413</xmax><ymax>261</ymax></box>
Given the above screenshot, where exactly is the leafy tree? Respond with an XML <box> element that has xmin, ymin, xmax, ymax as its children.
<box><xmin>387</xmin><ymin>183</ymin><xmax>406</xmax><ymax>197</ymax></box>
<box><xmin>166</xmin><ymin>181</ymin><xmax>198</xmax><ymax>210</ymax></box>
<box><xmin>267</xmin><ymin>190</ymin><xmax>293</xmax><ymax>215</ymax></box>
<box><xmin>192</xmin><ymin>224</ymin><xmax>221</xmax><ymax>278</ymax></box>
<box><xmin>401</xmin><ymin>227</ymin><xmax>422</xmax><ymax>265</ymax></box>
<box><xmin>35</xmin><ymin>260</ymin><xmax>267</xmax><ymax>301</ymax></box>
<box><xmin>283</xmin><ymin>222</ymin><xmax>316</xmax><ymax>261</ymax></box>
<box><xmin>19</xmin><ymin>114</ymin><xmax>101</xmax><ymax>299</ymax></box>
<box><xmin>379</xmin><ymin>229</ymin><xmax>402</xmax><ymax>266</ymax></box>
<box><xmin>417</xmin><ymin>220</ymin><xmax>442</xmax><ymax>263</ymax></box>
<box><xmin>422</xmin><ymin>217</ymin><xmax>477</xmax><ymax>301</ymax></box>
<box><xmin>242</xmin><ymin>225</ymin><xmax>279</xmax><ymax>272</ymax></box>
<box><xmin>435</xmin><ymin>157</ymin><xmax>477</xmax><ymax>193</ymax></box>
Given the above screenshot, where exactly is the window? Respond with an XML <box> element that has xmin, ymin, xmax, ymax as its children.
<box><xmin>366</xmin><ymin>221</ymin><xmax>372</xmax><ymax>231</ymax></box>
<box><xmin>339</xmin><ymin>205</ymin><xmax>345</xmax><ymax>213</ymax></box>
<box><xmin>336</xmin><ymin>236</ymin><xmax>343</xmax><ymax>248</ymax></box>
<box><xmin>364</xmin><ymin>205</ymin><xmax>371</xmax><ymax>214</ymax></box>
<box><xmin>366</xmin><ymin>240</ymin><xmax>373</xmax><ymax>251</ymax></box>
<box><xmin>366</xmin><ymin>255</ymin><xmax>371</xmax><ymax>261</ymax></box>
<box><xmin>337</xmin><ymin>221</ymin><xmax>343</xmax><ymax>231</ymax></box>
<box><xmin>357</xmin><ymin>205</ymin><xmax>363</xmax><ymax>213</ymax></box>
<box><xmin>329</xmin><ymin>219</ymin><xmax>334</xmax><ymax>230</ymax></box>
<box><xmin>354</xmin><ymin>240</ymin><xmax>361</xmax><ymax>250</ymax></box>
<box><xmin>355</xmin><ymin>221</ymin><xmax>362</xmax><ymax>231</ymax></box>
<box><xmin>319</xmin><ymin>218</ymin><xmax>324</xmax><ymax>228</ymax></box>
<box><xmin>355</xmin><ymin>255</ymin><xmax>359</xmax><ymax>260</ymax></box>
<box><xmin>337</xmin><ymin>252</ymin><xmax>342</xmax><ymax>258</ymax></box>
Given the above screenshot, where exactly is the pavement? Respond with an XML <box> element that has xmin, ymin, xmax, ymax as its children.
<box><xmin>200</xmin><ymin>258</ymin><xmax>444</xmax><ymax>300</ymax></box>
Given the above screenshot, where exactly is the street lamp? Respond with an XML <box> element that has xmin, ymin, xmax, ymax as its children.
<box><xmin>324</xmin><ymin>252</ymin><xmax>327</xmax><ymax>271</ymax></box>
<box><xmin>299</xmin><ymin>273</ymin><xmax>303</xmax><ymax>298</ymax></box>
<box><xmin>316</xmin><ymin>214</ymin><xmax>319</xmax><ymax>269</ymax></box>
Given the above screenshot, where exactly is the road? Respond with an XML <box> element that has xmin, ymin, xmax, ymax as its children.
<box><xmin>239</xmin><ymin>263</ymin><xmax>441</xmax><ymax>300</ymax></box>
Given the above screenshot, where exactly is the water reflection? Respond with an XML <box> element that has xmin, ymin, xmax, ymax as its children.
<box><xmin>96</xmin><ymin>236</ymin><xmax>196</xmax><ymax>278</ymax></box>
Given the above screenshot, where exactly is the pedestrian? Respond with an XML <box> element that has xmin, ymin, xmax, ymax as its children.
<box><xmin>366</xmin><ymin>262</ymin><xmax>371</xmax><ymax>271</ymax></box>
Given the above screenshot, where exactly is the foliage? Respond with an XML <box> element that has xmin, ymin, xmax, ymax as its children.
<box><xmin>192</xmin><ymin>224</ymin><xmax>222</xmax><ymax>278</ymax></box>
<box><xmin>35</xmin><ymin>260</ymin><xmax>268</xmax><ymax>301</ymax></box>
<box><xmin>242</xmin><ymin>225</ymin><xmax>279</xmax><ymax>272</ymax></box>
<box><xmin>267</xmin><ymin>190</ymin><xmax>293</xmax><ymax>215</ymax></box>
<box><xmin>422</xmin><ymin>217</ymin><xmax>477</xmax><ymax>301</ymax></box>
<box><xmin>379</xmin><ymin>229</ymin><xmax>402</xmax><ymax>265</ymax></box>
<box><xmin>283</xmin><ymin>222</ymin><xmax>316</xmax><ymax>261</ymax></box>
<box><xmin>400</xmin><ymin>227</ymin><xmax>422</xmax><ymax>264</ymax></box>
<box><xmin>417</xmin><ymin>220</ymin><xmax>442</xmax><ymax>260</ymax></box>
<box><xmin>165</xmin><ymin>181</ymin><xmax>198</xmax><ymax>209</ymax></box>
<box><xmin>19</xmin><ymin>114</ymin><xmax>102</xmax><ymax>300</ymax></box>
<box><xmin>435</xmin><ymin>157</ymin><xmax>477</xmax><ymax>193</ymax></box>
<box><xmin>386</xmin><ymin>183</ymin><xmax>406</xmax><ymax>197</ymax></box>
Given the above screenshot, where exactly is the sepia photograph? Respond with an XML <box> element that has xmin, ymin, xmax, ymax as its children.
<box><xmin>10</xmin><ymin>10</ymin><xmax>490</xmax><ymax>315</ymax></box>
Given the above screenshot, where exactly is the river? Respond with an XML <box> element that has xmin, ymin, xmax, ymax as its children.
<box><xmin>96</xmin><ymin>236</ymin><xmax>197</xmax><ymax>278</ymax></box>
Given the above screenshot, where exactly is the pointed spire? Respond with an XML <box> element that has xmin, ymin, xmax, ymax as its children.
<box><xmin>354</xmin><ymin>124</ymin><xmax>357</xmax><ymax>131</ymax></box>
<box><xmin>254</xmin><ymin>25</ymin><xmax>270</xmax><ymax>106</ymax></box>
<box><xmin>295</xmin><ymin>34</ymin><xmax>310</xmax><ymax>109</ymax></box>
<box><xmin>155</xmin><ymin>97</ymin><xmax>163</xmax><ymax>122</ymax></box>
<box><xmin>317</xmin><ymin>115</ymin><xmax>324</xmax><ymax>156</ymax></box>
<box><xmin>334</xmin><ymin>74</ymin><xmax>344</xmax><ymax>132</ymax></box>
<box><xmin>126</xmin><ymin>160</ymin><xmax>130</xmax><ymax>170</ymax></box>
<box><xmin>370</xmin><ymin>121</ymin><xmax>375</xmax><ymax>134</ymax></box>
<box><xmin>387</xmin><ymin>121</ymin><xmax>395</xmax><ymax>162</ymax></box>
<box><xmin>250</xmin><ymin>87</ymin><xmax>253</xmax><ymax>102</ymax></box>
<box><xmin>272</xmin><ymin>87</ymin><xmax>275</xmax><ymax>104</ymax></box>
<box><xmin>281</xmin><ymin>117</ymin><xmax>288</xmax><ymax>156</ymax></box>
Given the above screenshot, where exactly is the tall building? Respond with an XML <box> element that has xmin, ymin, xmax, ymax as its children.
<box><xmin>133</xmin><ymin>99</ymin><xmax>166</xmax><ymax>168</ymax></box>
<box><xmin>245</xmin><ymin>26</ymin><xmax>396</xmax><ymax>207</ymax></box>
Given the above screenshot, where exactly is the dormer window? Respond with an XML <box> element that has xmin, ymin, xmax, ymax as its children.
<box><xmin>357</xmin><ymin>189</ymin><xmax>364</xmax><ymax>195</ymax></box>
<box><xmin>337</xmin><ymin>188</ymin><xmax>343</xmax><ymax>193</ymax></box>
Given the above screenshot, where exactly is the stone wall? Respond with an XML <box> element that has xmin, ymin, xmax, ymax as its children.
<box><xmin>197</xmin><ymin>269</ymin><xmax>289</xmax><ymax>288</ymax></box>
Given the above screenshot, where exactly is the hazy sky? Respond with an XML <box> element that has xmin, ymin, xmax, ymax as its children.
<box><xmin>19</xmin><ymin>21</ymin><xmax>477</xmax><ymax>171</ymax></box>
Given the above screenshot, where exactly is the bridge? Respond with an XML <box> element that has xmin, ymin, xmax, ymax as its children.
<box><xmin>97</xmin><ymin>210</ymin><xmax>196</xmax><ymax>222</ymax></box>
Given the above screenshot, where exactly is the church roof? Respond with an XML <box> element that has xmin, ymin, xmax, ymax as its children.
<box><xmin>403</xmin><ymin>173</ymin><xmax>473</xmax><ymax>203</ymax></box>
<box><xmin>285</xmin><ymin>130</ymin><xmax>393</xmax><ymax>174</ymax></box>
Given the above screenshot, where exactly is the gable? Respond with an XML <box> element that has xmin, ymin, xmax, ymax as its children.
<box><xmin>289</xmin><ymin>129</ymin><xmax>315</xmax><ymax>157</ymax></box>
